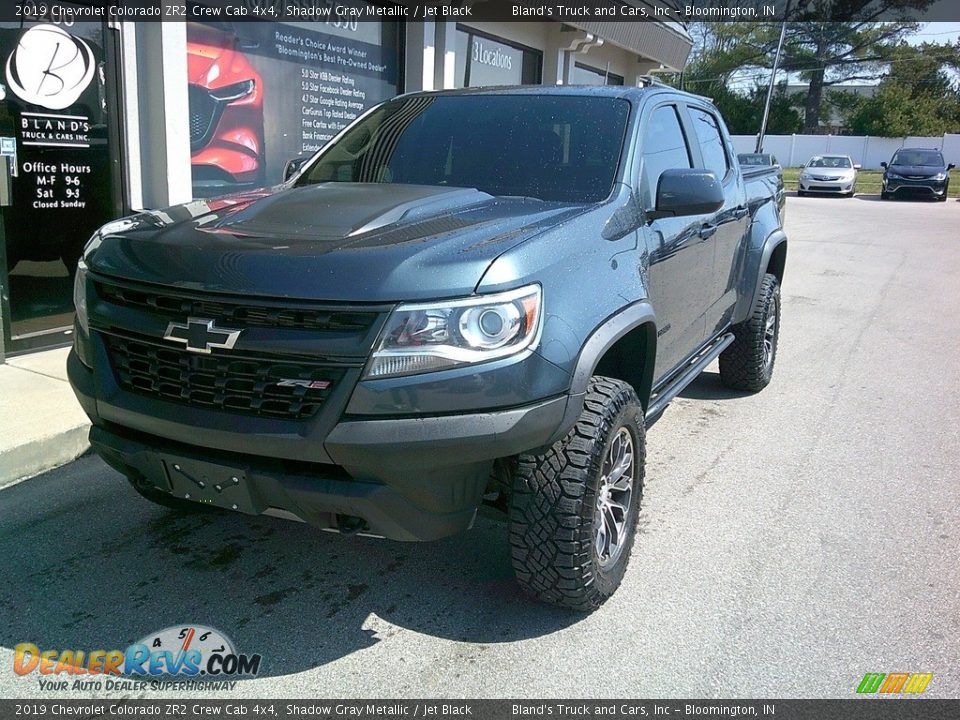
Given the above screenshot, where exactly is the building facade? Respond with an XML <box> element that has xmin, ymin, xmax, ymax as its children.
<box><xmin>0</xmin><ymin>10</ymin><xmax>691</xmax><ymax>359</ymax></box>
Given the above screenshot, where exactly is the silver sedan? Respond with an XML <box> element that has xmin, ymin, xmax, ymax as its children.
<box><xmin>797</xmin><ymin>154</ymin><xmax>861</xmax><ymax>197</ymax></box>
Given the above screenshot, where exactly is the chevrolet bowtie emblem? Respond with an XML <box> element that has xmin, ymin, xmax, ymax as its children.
<box><xmin>163</xmin><ymin>317</ymin><xmax>242</xmax><ymax>354</ymax></box>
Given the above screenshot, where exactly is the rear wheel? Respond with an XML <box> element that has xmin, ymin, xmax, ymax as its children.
<box><xmin>719</xmin><ymin>273</ymin><xmax>780</xmax><ymax>392</ymax></box>
<box><xmin>509</xmin><ymin>377</ymin><xmax>645</xmax><ymax>612</ymax></box>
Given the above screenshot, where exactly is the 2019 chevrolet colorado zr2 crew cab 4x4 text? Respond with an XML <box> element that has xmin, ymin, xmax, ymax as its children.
<box><xmin>69</xmin><ymin>84</ymin><xmax>788</xmax><ymax>611</ymax></box>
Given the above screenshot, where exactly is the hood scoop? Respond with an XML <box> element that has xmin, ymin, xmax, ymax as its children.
<box><xmin>347</xmin><ymin>187</ymin><xmax>493</xmax><ymax>236</ymax></box>
<box><xmin>205</xmin><ymin>183</ymin><xmax>493</xmax><ymax>241</ymax></box>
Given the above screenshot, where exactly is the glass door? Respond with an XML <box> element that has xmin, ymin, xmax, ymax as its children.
<box><xmin>0</xmin><ymin>16</ymin><xmax>123</xmax><ymax>356</ymax></box>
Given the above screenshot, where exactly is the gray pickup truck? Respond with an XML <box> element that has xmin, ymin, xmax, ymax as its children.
<box><xmin>69</xmin><ymin>84</ymin><xmax>787</xmax><ymax>610</ymax></box>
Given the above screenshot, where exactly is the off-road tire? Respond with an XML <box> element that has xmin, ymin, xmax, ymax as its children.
<box><xmin>509</xmin><ymin>377</ymin><xmax>645</xmax><ymax>612</ymax></box>
<box><xmin>719</xmin><ymin>272</ymin><xmax>780</xmax><ymax>392</ymax></box>
<box><xmin>127</xmin><ymin>476</ymin><xmax>214</xmax><ymax>513</ymax></box>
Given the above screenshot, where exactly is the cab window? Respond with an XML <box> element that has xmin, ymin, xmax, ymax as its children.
<box><xmin>688</xmin><ymin>107</ymin><xmax>729</xmax><ymax>181</ymax></box>
<box><xmin>640</xmin><ymin>105</ymin><xmax>692</xmax><ymax>209</ymax></box>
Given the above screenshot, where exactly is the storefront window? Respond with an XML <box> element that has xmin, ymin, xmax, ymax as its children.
<box><xmin>0</xmin><ymin>17</ymin><xmax>120</xmax><ymax>354</ymax></box>
<box><xmin>454</xmin><ymin>28</ymin><xmax>542</xmax><ymax>88</ymax></box>
<box><xmin>570</xmin><ymin>62</ymin><xmax>625</xmax><ymax>86</ymax></box>
<box><xmin>185</xmin><ymin>14</ymin><xmax>400</xmax><ymax>198</ymax></box>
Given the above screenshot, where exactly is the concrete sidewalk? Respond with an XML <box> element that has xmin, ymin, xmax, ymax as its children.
<box><xmin>0</xmin><ymin>347</ymin><xmax>90</xmax><ymax>489</ymax></box>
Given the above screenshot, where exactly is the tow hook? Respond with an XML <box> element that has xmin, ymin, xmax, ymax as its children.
<box><xmin>336</xmin><ymin>514</ymin><xmax>367</xmax><ymax>536</ymax></box>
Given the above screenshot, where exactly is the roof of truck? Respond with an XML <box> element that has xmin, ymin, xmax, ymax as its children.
<box><xmin>398</xmin><ymin>84</ymin><xmax>714</xmax><ymax>105</ymax></box>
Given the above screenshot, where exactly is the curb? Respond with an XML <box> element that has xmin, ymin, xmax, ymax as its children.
<box><xmin>0</xmin><ymin>424</ymin><xmax>91</xmax><ymax>491</ymax></box>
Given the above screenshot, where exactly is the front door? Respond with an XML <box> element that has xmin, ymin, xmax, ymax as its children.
<box><xmin>638</xmin><ymin>103</ymin><xmax>710</xmax><ymax>380</ymax></box>
<box><xmin>682</xmin><ymin>104</ymin><xmax>749</xmax><ymax>336</ymax></box>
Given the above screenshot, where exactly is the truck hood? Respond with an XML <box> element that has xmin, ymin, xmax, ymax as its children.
<box><xmin>87</xmin><ymin>183</ymin><xmax>589</xmax><ymax>302</ymax></box>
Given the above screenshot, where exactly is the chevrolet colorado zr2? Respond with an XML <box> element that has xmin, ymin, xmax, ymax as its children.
<box><xmin>69</xmin><ymin>84</ymin><xmax>788</xmax><ymax>611</ymax></box>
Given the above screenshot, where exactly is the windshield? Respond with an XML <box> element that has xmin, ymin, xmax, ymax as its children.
<box><xmin>891</xmin><ymin>150</ymin><xmax>944</xmax><ymax>167</ymax></box>
<box><xmin>808</xmin><ymin>156</ymin><xmax>852</xmax><ymax>169</ymax></box>
<box><xmin>296</xmin><ymin>95</ymin><xmax>631</xmax><ymax>203</ymax></box>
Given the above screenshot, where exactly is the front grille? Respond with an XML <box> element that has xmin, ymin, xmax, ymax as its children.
<box><xmin>96</xmin><ymin>283</ymin><xmax>378</xmax><ymax>334</ymax></box>
<box><xmin>106</xmin><ymin>335</ymin><xmax>345</xmax><ymax>420</ymax></box>
<box><xmin>189</xmin><ymin>85</ymin><xmax>219</xmax><ymax>150</ymax></box>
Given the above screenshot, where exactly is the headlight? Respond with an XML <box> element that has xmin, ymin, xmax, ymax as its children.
<box><xmin>210</xmin><ymin>80</ymin><xmax>255</xmax><ymax>103</ymax></box>
<box><xmin>933</xmin><ymin>172</ymin><xmax>947</xmax><ymax>181</ymax></box>
<box><xmin>364</xmin><ymin>284</ymin><xmax>542</xmax><ymax>379</ymax></box>
<box><xmin>886</xmin><ymin>172</ymin><xmax>902</xmax><ymax>180</ymax></box>
<box><xmin>72</xmin><ymin>260</ymin><xmax>94</xmax><ymax>368</ymax></box>
<box><xmin>73</xmin><ymin>259</ymin><xmax>89</xmax><ymax>336</ymax></box>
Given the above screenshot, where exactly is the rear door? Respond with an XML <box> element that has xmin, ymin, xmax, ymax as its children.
<box><xmin>681</xmin><ymin>104</ymin><xmax>749</xmax><ymax>336</ymax></box>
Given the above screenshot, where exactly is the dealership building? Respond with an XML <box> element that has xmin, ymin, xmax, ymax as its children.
<box><xmin>0</xmin><ymin>6</ymin><xmax>691</xmax><ymax>359</ymax></box>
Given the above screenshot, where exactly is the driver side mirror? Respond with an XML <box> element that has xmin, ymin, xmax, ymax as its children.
<box><xmin>652</xmin><ymin>169</ymin><xmax>724</xmax><ymax>219</ymax></box>
<box><xmin>853</xmin><ymin>164</ymin><xmax>862</xmax><ymax>170</ymax></box>
<box><xmin>948</xmin><ymin>163</ymin><xmax>956</xmax><ymax>171</ymax></box>
<box><xmin>284</xmin><ymin>157</ymin><xmax>308</xmax><ymax>182</ymax></box>
<box><xmin>880</xmin><ymin>162</ymin><xmax>888</xmax><ymax>169</ymax></box>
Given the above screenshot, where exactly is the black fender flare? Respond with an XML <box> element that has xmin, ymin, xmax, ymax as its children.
<box><xmin>734</xmin><ymin>228</ymin><xmax>787</xmax><ymax>325</ymax></box>
<box><xmin>544</xmin><ymin>301</ymin><xmax>657</xmax><ymax>446</ymax></box>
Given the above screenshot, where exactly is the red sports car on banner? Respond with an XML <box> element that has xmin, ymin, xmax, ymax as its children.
<box><xmin>187</xmin><ymin>23</ymin><xmax>265</xmax><ymax>194</ymax></box>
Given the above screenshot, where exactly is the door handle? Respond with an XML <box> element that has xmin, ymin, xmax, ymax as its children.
<box><xmin>733</xmin><ymin>206</ymin><xmax>749</xmax><ymax>220</ymax></box>
<box><xmin>698</xmin><ymin>223</ymin><xmax>718</xmax><ymax>239</ymax></box>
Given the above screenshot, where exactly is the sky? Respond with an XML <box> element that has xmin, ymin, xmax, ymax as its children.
<box><xmin>724</xmin><ymin>22</ymin><xmax>960</xmax><ymax>92</ymax></box>
<box><xmin>908</xmin><ymin>21</ymin><xmax>960</xmax><ymax>45</ymax></box>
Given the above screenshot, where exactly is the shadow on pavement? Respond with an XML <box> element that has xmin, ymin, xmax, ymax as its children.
<box><xmin>677</xmin><ymin>370</ymin><xmax>749</xmax><ymax>402</ymax></box>
<box><xmin>0</xmin><ymin>455</ymin><xmax>583</xmax><ymax>681</ymax></box>
<box><xmin>853</xmin><ymin>193</ymin><xmax>947</xmax><ymax>203</ymax></box>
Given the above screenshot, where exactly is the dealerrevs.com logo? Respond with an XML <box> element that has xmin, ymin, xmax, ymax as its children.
<box><xmin>14</xmin><ymin>625</ymin><xmax>262</xmax><ymax>692</ymax></box>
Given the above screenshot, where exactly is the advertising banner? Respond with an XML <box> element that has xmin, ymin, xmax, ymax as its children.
<box><xmin>186</xmin><ymin>13</ymin><xmax>400</xmax><ymax>197</ymax></box>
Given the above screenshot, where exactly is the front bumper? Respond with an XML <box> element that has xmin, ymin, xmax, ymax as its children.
<box><xmin>883</xmin><ymin>177</ymin><xmax>947</xmax><ymax>197</ymax></box>
<box><xmin>798</xmin><ymin>177</ymin><xmax>854</xmax><ymax>193</ymax></box>
<box><xmin>69</xmin><ymin>349</ymin><xmax>570</xmax><ymax>541</ymax></box>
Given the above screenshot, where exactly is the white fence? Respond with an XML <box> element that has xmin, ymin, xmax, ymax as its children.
<box><xmin>731</xmin><ymin>133</ymin><xmax>960</xmax><ymax>170</ymax></box>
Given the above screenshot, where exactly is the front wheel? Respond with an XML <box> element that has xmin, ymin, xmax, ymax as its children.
<box><xmin>509</xmin><ymin>377</ymin><xmax>645</xmax><ymax>612</ymax></box>
<box><xmin>719</xmin><ymin>273</ymin><xmax>780</xmax><ymax>392</ymax></box>
<box><xmin>938</xmin><ymin>181</ymin><xmax>949</xmax><ymax>201</ymax></box>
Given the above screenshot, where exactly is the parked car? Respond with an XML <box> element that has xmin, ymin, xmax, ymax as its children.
<box><xmin>738</xmin><ymin>152</ymin><xmax>778</xmax><ymax>167</ymax></box>
<box><xmin>69</xmin><ymin>85</ymin><xmax>788</xmax><ymax>611</ymax></box>
<box><xmin>797</xmin><ymin>154</ymin><xmax>860</xmax><ymax>197</ymax></box>
<box><xmin>881</xmin><ymin>148</ymin><xmax>953</xmax><ymax>201</ymax></box>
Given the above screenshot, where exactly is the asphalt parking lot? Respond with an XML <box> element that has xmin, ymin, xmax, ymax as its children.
<box><xmin>1</xmin><ymin>194</ymin><xmax>958</xmax><ymax>699</ymax></box>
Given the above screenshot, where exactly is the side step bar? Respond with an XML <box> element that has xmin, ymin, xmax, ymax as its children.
<box><xmin>645</xmin><ymin>332</ymin><xmax>735</xmax><ymax>423</ymax></box>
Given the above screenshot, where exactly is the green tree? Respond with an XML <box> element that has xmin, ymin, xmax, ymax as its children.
<box><xmin>837</xmin><ymin>41</ymin><xmax>960</xmax><ymax>136</ymax></box>
<box><xmin>673</xmin><ymin>5</ymin><xmax>937</xmax><ymax>132</ymax></box>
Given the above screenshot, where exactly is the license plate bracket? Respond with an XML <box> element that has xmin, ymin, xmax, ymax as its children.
<box><xmin>161</xmin><ymin>456</ymin><xmax>263</xmax><ymax>515</ymax></box>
